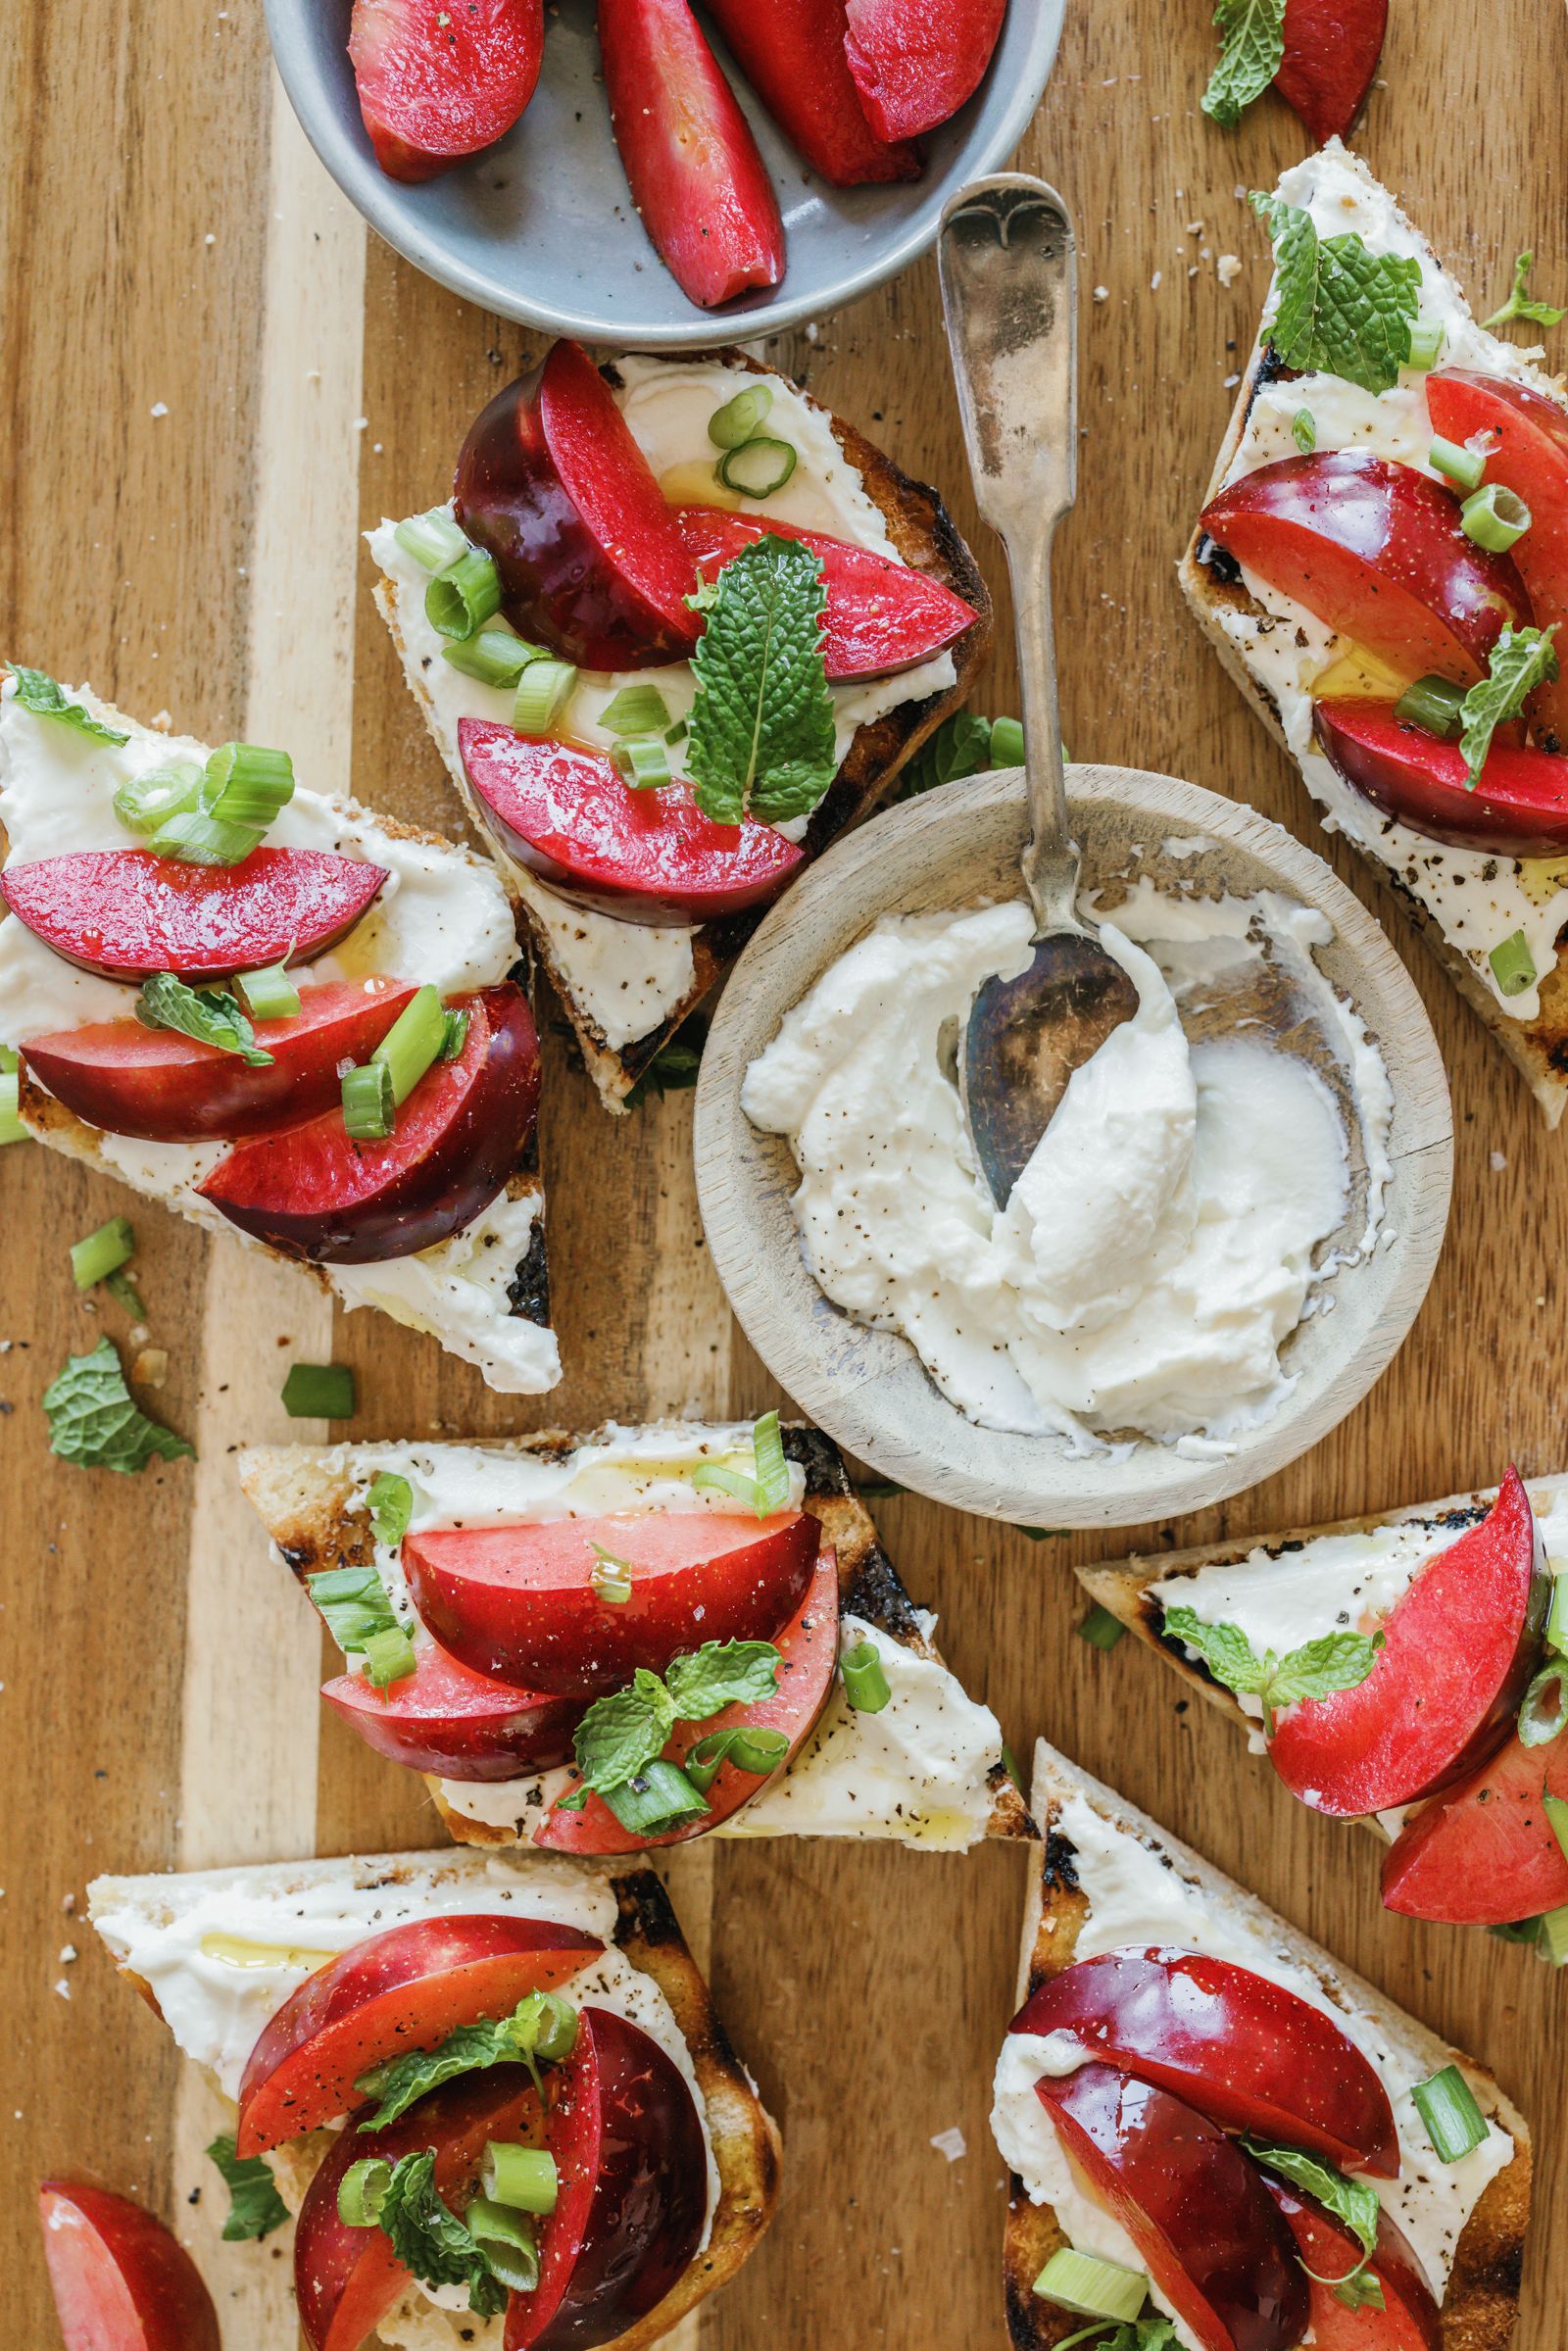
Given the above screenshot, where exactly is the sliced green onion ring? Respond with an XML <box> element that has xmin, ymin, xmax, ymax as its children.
<box><xmin>202</xmin><ymin>742</ymin><xmax>295</xmax><ymax>828</ymax></box>
<box><xmin>425</xmin><ymin>547</ymin><xmax>502</xmax><ymax>642</ymax></box>
<box><xmin>71</xmin><ymin>1216</ymin><xmax>135</xmax><ymax>1291</ymax></box>
<box><xmin>281</xmin><ymin>1361</ymin><xmax>357</xmax><ymax>1420</ymax></box>
<box><xmin>466</xmin><ymin>2196</ymin><xmax>539</xmax><ymax>2291</ymax></box>
<box><xmin>1519</xmin><ymin>1659</ymin><xmax>1568</xmax><ymax>1746</ymax></box>
<box><xmin>1547</xmin><ymin>1570</ymin><xmax>1568</xmax><ymax>1654</ymax></box>
<box><xmin>481</xmin><ymin>2143</ymin><xmax>558</xmax><ymax>2216</ymax></box>
<box><xmin>361</xmin><ymin>1624</ymin><xmax>416</xmax><ymax>1688</ymax></box>
<box><xmin>1544</xmin><ymin>1789</ymin><xmax>1568</xmax><ymax>1868</ymax></box>
<box><xmin>441</xmin><ymin>628</ymin><xmax>546</xmax><ymax>688</ymax></box>
<box><xmin>1393</xmin><ymin>674</ymin><xmax>1465</xmax><ymax>739</ymax></box>
<box><xmin>337</xmin><ymin>2157</ymin><xmax>393</xmax><ymax>2229</ymax></box>
<box><xmin>1461</xmin><ymin>482</ymin><xmax>1531</xmax><ymax>553</ymax></box>
<box><xmin>371</xmin><ymin>983</ymin><xmax>447</xmax><ymax>1106</ymax></box>
<box><xmin>1031</xmin><ymin>2245</ymin><xmax>1148</xmax><ymax>2321</ymax></box>
<box><xmin>1539</xmin><ymin>1905</ymin><xmax>1568</xmax><ymax>1965</ymax></box>
<box><xmin>611</xmin><ymin>737</ymin><xmax>672</xmax><ymax>791</ymax></box>
<box><xmin>716</xmin><ymin>436</ymin><xmax>798</xmax><ymax>499</ymax></box>
<box><xmin>685</xmin><ymin>1723</ymin><xmax>790</xmax><ymax>1795</ymax></box>
<box><xmin>395</xmin><ymin>508</ymin><xmax>470</xmax><ymax>574</ymax></box>
<box><xmin>1411</xmin><ymin>2064</ymin><xmax>1489</xmax><ymax>2162</ymax></box>
<box><xmin>600</xmin><ymin>684</ymin><xmax>671</xmax><ymax>736</ymax></box>
<box><xmin>1488</xmin><ymin>929</ymin><xmax>1537</xmax><ymax>999</ymax></box>
<box><xmin>1078</xmin><ymin>1603</ymin><xmax>1127</xmax><ymax>1652</ymax></box>
<box><xmin>147</xmin><ymin>809</ymin><xmax>265</xmax><ymax>866</ymax></box>
<box><xmin>589</xmin><ymin>1543</ymin><xmax>633</xmax><ymax>1605</ymax></box>
<box><xmin>1430</xmin><ymin>436</ymin><xmax>1486</xmax><ymax>492</ymax></box>
<box><xmin>601</xmin><ymin>1759</ymin><xmax>710</xmax><ymax>1837</ymax></box>
<box><xmin>512</xmin><ymin>1990</ymin><xmax>578</xmax><ymax>2064</ymax></box>
<box><xmin>342</xmin><ymin>1057</ymin><xmax>396</xmax><ymax>1141</ymax></box>
<box><xmin>1292</xmin><ymin>409</ymin><xmax>1316</xmax><ymax>454</ymax></box>
<box><xmin>437</xmin><ymin>1005</ymin><xmax>470</xmax><ymax>1062</ymax></box>
<box><xmin>366</xmin><ymin>1469</ymin><xmax>414</xmax><ymax>1548</ymax></box>
<box><xmin>113</xmin><ymin>762</ymin><xmax>203</xmax><ymax>836</ymax></box>
<box><xmin>841</xmin><ymin>1639</ymin><xmax>892</xmax><ymax>1713</ymax></box>
<box><xmin>1406</xmin><ymin>319</ymin><xmax>1446</xmax><ymax>370</ymax></box>
<box><xmin>0</xmin><ymin>1070</ymin><xmax>28</xmax><ymax>1146</ymax></box>
<box><xmin>708</xmin><ymin>384</ymin><xmax>774</xmax><ymax>450</ymax></box>
<box><xmin>513</xmin><ymin>659</ymin><xmax>577</xmax><ymax>736</ymax></box>
<box><xmin>235</xmin><ymin>962</ymin><xmax>301</xmax><ymax>1022</ymax></box>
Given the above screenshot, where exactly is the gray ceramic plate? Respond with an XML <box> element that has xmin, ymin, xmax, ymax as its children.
<box><xmin>264</xmin><ymin>0</ymin><xmax>1065</xmax><ymax>346</ymax></box>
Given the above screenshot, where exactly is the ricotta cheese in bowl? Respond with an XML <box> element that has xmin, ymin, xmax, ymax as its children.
<box><xmin>742</xmin><ymin>878</ymin><xmax>1392</xmax><ymax>1455</ymax></box>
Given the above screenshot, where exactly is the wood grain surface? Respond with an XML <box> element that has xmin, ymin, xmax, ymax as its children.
<box><xmin>2</xmin><ymin>3</ymin><xmax>1565</xmax><ymax>2347</ymax></box>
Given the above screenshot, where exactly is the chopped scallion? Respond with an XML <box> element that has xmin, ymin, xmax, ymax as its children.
<box><xmin>1548</xmin><ymin>1570</ymin><xmax>1568</xmax><ymax>1654</ymax></box>
<box><xmin>113</xmin><ymin>762</ymin><xmax>203</xmax><ymax>837</ymax></box>
<box><xmin>1540</xmin><ymin>1905</ymin><xmax>1568</xmax><ymax>1965</ymax></box>
<box><xmin>235</xmin><ymin>963</ymin><xmax>301</xmax><ymax>1022</ymax></box>
<box><xmin>611</xmin><ymin>737</ymin><xmax>672</xmax><ymax>791</ymax></box>
<box><xmin>70</xmin><ymin>1217</ymin><xmax>134</xmax><ymax>1291</ymax></box>
<box><xmin>513</xmin><ymin>1990</ymin><xmax>578</xmax><ymax>2063</ymax></box>
<box><xmin>147</xmin><ymin>809</ymin><xmax>265</xmax><ymax>866</ymax></box>
<box><xmin>466</xmin><ymin>2196</ymin><xmax>539</xmax><ymax>2291</ymax></box>
<box><xmin>367</xmin><ymin>1470</ymin><xmax>414</xmax><ymax>1548</ymax></box>
<box><xmin>602</xmin><ymin>1759</ymin><xmax>710</xmax><ymax>1837</ymax></box>
<box><xmin>395</xmin><ymin>508</ymin><xmax>470</xmax><ymax>574</ymax></box>
<box><xmin>1031</xmin><ymin>2246</ymin><xmax>1148</xmax><ymax>2322</ymax></box>
<box><xmin>342</xmin><ymin>1057</ymin><xmax>395</xmax><ymax>1141</ymax></box>
<box><xmin>716</xmin><ymin>435</ymin><xmax>798</xmax><ymax>499</ymax></box>
<box><xmin>664</xmin><ymin>719</ymin><xmax>688</xmax><ymax>746</ymax></box>
<box><xmin>105</xmin><ymin>1267</ymin><xmax>146</xmax><ymax>1319</ymax></box>
<box><xmin>371</xmin><ymin>983</ymin><xmax>446</xmax><ymax>1106</ymax></box>
<box><xmin>1292</xmin><ymin>409</ymin><xmax>1316</xmax><ymax>453</ymax></box>
<box><xmin>1411</xmin><ymin>2064</ymin><xmax>1489</xmax><ymax>2162</ymax></box>
<box><xmin>841</xmin><ymin>1639</ymin><xmax>892</xmax><ymax>1713</ymax></box>
<box><xmin>1078</xmin><ymin>1603</ymin><xmax>1127</xmax><ymax>1652</ymax></box>
<box><xmin>1518</xmin><ymin>1658</ymin><xmax>1568</xmax><ymax>1746</ymax></box>
<box><xmin>481</xmin><ymin>2143</ymin><xmax>558</xmax><ymax>2216</ymax></box>
<box><xmin>281</xmin><ymin>1361</ymin><xmax>357</xmax><ymax>1420</ymax></box>
<box><xmin>1488</xmin><ymin>929</ymin><xmax>1537</xmax><ymax>998</ymax></box>
<box><xmin>990</xmin><ymin>716</ymin><xmax>1026</xmax><ymax>767</ymax></box>
<box><xmin>337</xmin><ymin>2157</ymin><xmax>393</xmax><ymax>2229</ymax></box>
<box><xmin>513</xmin><ymin>658</ymin><xmax>577</xmax><ymax>736</ymax></box>
<box><xmin>0</xmin><ymin>1069</ymin><xmax>24</xmax><ymax>1147</ymax></box>
<box><xmin>1461</xmin><ymin>481</ymin><xmax>1531</xmax><ymax>552</ymax></box>
<box><xmin>441</xmin><ymin>628</ymin><xmax>545</xmax><ymax>688</ymax></box>
<box><xmin>685</xmin><ymin>1723</ymin><xmax>789</xmax><ymax>1794</ymax></box>
<box><xmin>589</xmin><ymin>1542</ymin><xmax>633</xmax><ymax>1605</ymax></box>
<box><xmin>1406</xmin><ymin>319</ymin><xmax>1446</xmax><ymax>369</ymax></box>
<box><xmin>307</xmin><ymin>1563</ymin><xmax>398</xmax><ymax>1653</ymax></box>
<box><xmin>1544</xmin><ymin>1790</ymin><xmax>1568</xmax><ymax>1869</ymax></box>
<box><xmin>437</xmin><ymin>1005</ymin><xmax>470</xmax><ymax>1062</ymax></box>
<box><xmin>1393</xmin><ymin>674</ymin><xmax>1465</xmax><ymax>739</ymax></box>
<box><xmin>202</xmin><ymin>742</ymin><xmax>295</xmax><ymax>828</ymax></box>
<box><xmin>708</xmin><ymin>384</ymin><xmax>774</xmax><ymax>450</ymax></box>
<box><xmin>600</xmin><ymin>685</ymin><xmax>671</xmax><ymax>736</ymax></box>
<box><xmin>1430</xmin><ymin>436</ymin><xmax>1486</xmax><ymax>492</ymax></box>
<box><xmin>361</xmin><ymin>1624</ymin><xmax>416</xmax><ymax>1688</ymax></box>
<box><xmin>425</xmin><ymin>546</ymin><xmax>502</xmax><ymax>641</ymax></box>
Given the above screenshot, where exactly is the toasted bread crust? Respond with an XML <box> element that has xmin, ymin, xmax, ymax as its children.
<box><xmin>376</xmin><ymin>349</ymin><xmax>993</xmax><ymax>1111</ymax></box>
<box><xmin>1002</xmin><ymin>1747</ymin><xmax>1530</xmax><ymax>2351</ymax></box>
<box><xmin>1179</xmin><ymin>301</ymin><xmax>1568</xmax><ymax>1124</ymax></box>
<box><xmin>237</xmin><ymin>1418</ymin><xmax>1034</xmax><ymax>1845</ymax></box>
<box><xmin>101</xmin><ymin>1855</ymin><xmax>778</xmax><ymax>2351</ymax></box>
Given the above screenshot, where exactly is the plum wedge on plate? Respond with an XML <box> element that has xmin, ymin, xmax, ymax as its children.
<box><xmin>39</xmin><ymin>2183</ymin><xmax>220</xmax><ymax>2351</ymax></box>
<box><xmin>237</xmin><ymin>1414</ymin><xmax>1032</xmax><ymax>1856</ymax></box>
<box><xmin>994</xmin><ymin>1744</ymin><xmax>1527</xmax><ymax>2351</ymax></box>
<box><xmin>88</xmin><ymin>1847</ymin><xmax>779</xmax><ymax>2351</ymax></box>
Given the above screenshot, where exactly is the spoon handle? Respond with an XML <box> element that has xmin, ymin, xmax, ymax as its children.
<box><xmin>937</xmin><ymin>174</ymin><xmax>1079</xmax><ymax>937</ymax></box>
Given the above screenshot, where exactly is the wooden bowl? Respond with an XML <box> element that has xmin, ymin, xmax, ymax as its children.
<box><xmin>694</xmin><ymin>763</ymin><xmax>1453</xmax><ymax>1527</ymax></box>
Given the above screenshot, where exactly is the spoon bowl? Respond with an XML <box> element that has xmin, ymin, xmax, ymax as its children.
<box><xmin>693</xmin><ymin>762</ymin><xmax>1452</xmax><ymax>1528</ymax></box>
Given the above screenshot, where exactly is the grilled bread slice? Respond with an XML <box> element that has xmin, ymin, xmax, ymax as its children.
<box><xmin>89</xmin><ymin>1848</ymin><xmax>778</xmax><ymax>2351</ymax></box>
<box><xmin>372</xmin><ymin>348</ymin><xmax>993</xmax><ymax>1112</ymax></box>
<box><xmin>1179</xmin><ymin>142</ymin><xmax>1568</xmax><ymax>1125</ymax></box>
<box><xmin>237</xmin><ymin>1417</ymin><xmax>1035</xmax><ymax>1849</ymax></box>
<box><xmin>1000</xmin><ymin>1741</ymin><xmax>1531</xmax><ymax>2351</ymax></box>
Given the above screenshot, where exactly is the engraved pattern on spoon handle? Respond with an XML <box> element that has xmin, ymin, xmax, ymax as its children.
<box><xmin>938</xmin><ymin>173</ymin><xmax>1079</xmax><ymax>936</ymax></box>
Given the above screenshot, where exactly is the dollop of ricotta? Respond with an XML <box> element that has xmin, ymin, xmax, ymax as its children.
<box><xmin>743</xmin><ymin>895</ymin><xmax>1377</xmax><ymax>1449</ymax></box>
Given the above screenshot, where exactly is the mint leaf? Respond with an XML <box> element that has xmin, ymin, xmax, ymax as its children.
<box><xmin>1263</xmin><ymin>1630</ymin><xmax>1386</xmax><ymax>1717</ymax></box>
<box><xmin>687</xmin><ymin>535</ymin><xmax>835</xmax><ymax>825</ymax></box>
<box><xmin>206</xmin><ymin>2134</ymin><xmax>288</xmax><ymax>2242</ymax></box>
<box><xmin>1160</xmin><ymin>1605</ymin><xmax>1267</xmax><ymax>1694</ymax></box>
<box><xmin>8</xmin><ymin>664</ymin><xmax>129</xmax><ymax>746</ymax></box>
<box><xmin>366</xmin><ymin>1469</ymin><xmax>414</xmax><ymax>1549</ymax></box>
<box><xmin>1251</xmin><ymin>194</ymin><xmax>1422</xmax><ymax>394</ymax></box>
<box><xmin>1245</xmin><ymin>2142</ymin><xmax>1383</xmax><ymax>2308</ymax></box>
<box><xmin>1483</xmin><ymin>250</ymin><xmax>1568</xmax><ymax>332</ymax></box>
<box><xmin>377</xmin><ymin>2150</ymin><xmax>506</xmax><ymax>2319</ymax></box>
<box><xmin>42</xmin><ymin>1337</ymin><xmax>194</xmax><ymax>1473</ymax></box>
<box><xmin>571</xmin><ymin>1667</ymin><xmax>676</xmax><ymax>1792</ymax></box>
<box><xmin>136</xmin><ymin>973</ymin><xmax>273</xmax><ymax>1067</ymax></box>
<box><xmin>666</xmin><ymin>1639</ymin><xmax>781</xmax><ymax>1720</ymax></box>
<box><xmin>624</xmin><ymin>1012</ymin><xmax>708</xmax><ymax>1110</ymax></box>
<box><xmin>1459</xmin><ymin>624</ymin><xmax>1560</xmax><ymax>788</ymax></box>
<box><xmin>892</xmin><ymin>709</ymin><xmax>995</xmax><ymax>802</ymax></box>
<box><xmin>1200</xmin><ymin>0</ymin><xmax>1286</xmax><ymax>127</ymax></box>
<box><xmin>354</xmin><ymin>1991</ymin><xmax>576</xmax><ymax>2129</ymax></box>
<box><xmin>1056</xmin><ymin>2322</ymin><xmax>1179</xmax><ymax>2351</ymax></box>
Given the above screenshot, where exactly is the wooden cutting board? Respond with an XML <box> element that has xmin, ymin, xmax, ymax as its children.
<box><xmin>2</xmin><ymin>2</ymin><xmax>1565</xmax><ymax>2344</ymax></box>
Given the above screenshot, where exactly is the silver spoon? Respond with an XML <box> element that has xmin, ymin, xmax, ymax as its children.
<box><xmin>938</xmin><ymin>175</ymin><xmax>1139</xmax><ymax>1208</ymax></box>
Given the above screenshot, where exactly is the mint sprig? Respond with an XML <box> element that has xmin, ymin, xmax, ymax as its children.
<box><xmin>1054</xmin><ymin>2321</ymin><xmax>1178</xmax><ymax>2351</ymax></box>
<box><xmin>687</xmin><ymin>535</ymin><xmax>835</xmax><ymax>826</ymax></box>
<box><xmin>1250</xmin><ymin>193</ymin><xmax>1423</xmax><ymax>395</ymax></box>
<box><xmin>1245</xmin><ymin>2142</ymin><xmax>1384</xmax><ymax>2310</ymax></box>
<box><xmin>1483</xmin><ymin>250</ymin><xmax>1568</xmax><ymax>332</ymax></box>
<box><xmin>42</xmin><ymin>1337</ymin><xmax>194</xmax><ymax>1474</ymax></box>
<box><xmin>355</xmin><ymin>1990</ymin><xmax>577</xmax><ymax>2130</ymax></box>
<box><xmin>7</xmin><ymin>664</ymin><xmax>129</xmax><ymax>746</ymax></box>
<box><xmin>206</xmin><ymin>2134</ymin><xmax>289</xmax><ymax>2242</ymax></box>
<box><xmin>1161</xmin><ymin>1604</ymin><xmax>1384</xmax><ymax>1736</ymax></box>
<box><xmin>1458</xmin><ymin>624</ymin><xmax>1560</xmax><ymax>788</ymax></box>
<box><xmin>376</xmin><ymin>2149</ymin><xmax>506</xmax><ymax>2319</ymax></box>
<box><xmin>564</xmin><ymin>1637</ymin><xmax>783</xmax><ymax>1827</ymax></box>
<box><xmin>1200</xmin><ymin>0</ymin><xmax>1286</xmax><ymax>127</ymax></box>
<box><xmin>135</xmin><ymin>972</ymin><xmax>273</xmax><ymax>1067</ymax></box>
